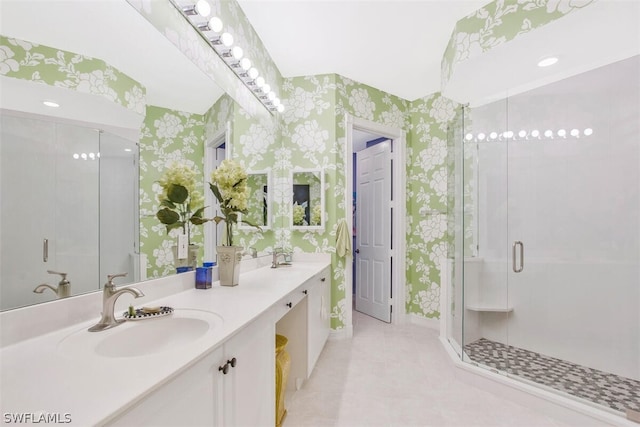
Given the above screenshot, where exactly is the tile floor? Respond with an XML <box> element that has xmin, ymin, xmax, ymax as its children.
<box><xmin>284</xmin><ymin>310</ymin><xmax>602</xmax><ymax>427</ymax></box>
<box><xmin>464</xmin><ymin>338</ymin><xmax>640</xmax><ymax>414</ymax></box>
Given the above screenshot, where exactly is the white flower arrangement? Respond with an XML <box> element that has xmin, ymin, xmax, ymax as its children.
<box><xmin>156</xmin><ymin>163</ymin><xmax>207</xmax><ymax>245</ymax></box>
<box><xmin>311</xmin><ymin>204</ymin><xmax>322</xmax><ymax>226</ymax></box>
<box><xmin>292</xmin><ymin>203</ymin><xmax>306</xmax><ymax>226</ymax></box>
<box><xmin>210</xmin><ymin>159</ymin><xmax>260</xmax><ymax>246</ymax></box>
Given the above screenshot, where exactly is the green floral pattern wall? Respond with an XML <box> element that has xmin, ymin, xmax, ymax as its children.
<box><xmin>441</xmin><ymin>0</ymin><xmax>596</xmax><ymax>88</ymax></box>
<box><xmin>0</xmin><ymin>35</ymin><xmax>145</xmax><ymax>115</ymax></box>
<box><xmin>139</xmin><ymin>106</ymin><xmax>205</xmax><ymax>278</ymax></box>
<box><xmin>280</xmin><ymin>73</ymin><xmax>459</xmax><ymax>328</ymax></box>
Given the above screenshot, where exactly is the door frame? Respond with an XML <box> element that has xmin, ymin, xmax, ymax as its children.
<box><xmin>203</xmin><ymin>121</ymin><xmax>232</xmax><ymax>263</ymax></box>
<box><xmin>344</xmin><ymin>113</ymin><xmax>407</xmax><ymax>333</ymax></box>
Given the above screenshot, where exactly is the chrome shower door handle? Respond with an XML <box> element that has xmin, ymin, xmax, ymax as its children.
<box><xmin>43</xmin><ymin>238</ymin><xmax>48</xmax><ymax>262</ymax></box>
<box><xmin>512</xmin><ymin>241</ymin><xmax>524</xmax><ymax>273</ymax></box>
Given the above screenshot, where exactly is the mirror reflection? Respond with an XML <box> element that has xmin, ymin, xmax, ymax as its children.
<box><xmin>0</xmin><ymin>0</ymin><xmax>228</xmax><ymax>311</ymax></box>
<box><xmin>239</xmin><ymin>170</ymin><xmax>271</xmax><ymax>230</ymax></box>
<box><xmin>0</xmin><ymin>113</ymin><xmax>138</xmax><ymax>311</ymax></box>
<box><xmin>291</xmin><ymin>169</ymin><xmax>324</xmax><ymax>230</ymax></box>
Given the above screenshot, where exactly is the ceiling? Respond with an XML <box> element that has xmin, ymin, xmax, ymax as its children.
<box><xmin>236</xmin><ymin>0</ymin><xmax>490</xmax><ymax>101</ymax></box>
<box><xmin>0</xmin><ymin>0</ymin><xmax>224</xmax><ymax>127</ymax></box>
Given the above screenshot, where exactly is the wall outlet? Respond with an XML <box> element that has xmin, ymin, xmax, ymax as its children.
<box><xmin>177</xmin><ymin>233</ymin><xmax>188</xmax><ymax>259</ymax></box>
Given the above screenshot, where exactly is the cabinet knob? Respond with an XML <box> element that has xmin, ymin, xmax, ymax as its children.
<box><xmin>218</xmin><ymin>362</ymin><xmax>230</xmax><ymax>375</ymax></box>
<box><xmin>303</xmin><ymin>289</ymin><xmax>308</xmax><ymax>295</ymax></box>
<box><xmin>320</xmin><ymin>277</ymin><xmax>326</xmax><ymax>282</ymax></box>
<box><xmin>286</xmin><ymin>302</ymin><xmax>292</xmax><ymax>308</ymax></box>
<box><xmin>228</xmin><ymin>357</ymin><xmax>237</xmax><ymax>368</ymax></box>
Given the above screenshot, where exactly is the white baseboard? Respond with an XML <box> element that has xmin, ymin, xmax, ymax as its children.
<box><xmin>329</xmin><ymin>325</ymin><xmax>353</xmax><ymax>340</ymax></box>
<box><xmin>408</xmin><ymin>313</ymin><xmax>440</xmax><ymax>330</ymax></box>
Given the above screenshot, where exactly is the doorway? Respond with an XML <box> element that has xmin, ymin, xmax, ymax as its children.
<box><xmin>344</xmin><ymin>114</ymin><xmax>406</xmax><ymax>335</ymax></box>
<box><xmin>204</xmin><ymin>124</ymin><xmax>230</xmax><ymax>263</ymax></box>
<box><xmin>353</xmin><ymin>131</ymin><xmax>393</xmax><ymax>322</ymax></box>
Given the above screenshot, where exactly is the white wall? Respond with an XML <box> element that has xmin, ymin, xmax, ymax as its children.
<box><xmin>464</xmin><ymin>56</ymin><xmax>640</xmax><ymax>380</ymax></box>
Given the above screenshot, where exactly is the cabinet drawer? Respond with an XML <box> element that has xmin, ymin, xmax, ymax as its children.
<box><xmin>273</xmin><ymin>287</ymin><xmax>307</xmax><ymax>321</ymax></box>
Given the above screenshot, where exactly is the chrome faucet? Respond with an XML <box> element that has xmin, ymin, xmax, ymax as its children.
<box><xmin>271</xmin><ymin>247</ymin><xmax>292</xmax><ymax>268</ymax></box>
<box><xmin>88</xmin><ymin>273</ymin><xmax>144</xmax><ymax>332</ymax></box>
<box><xmin>243</xmin><ymin>247</ymin><xmax>258</xmax><ymax>259</ymax></box>
<box><xmin>33</xmin><ymin>270</ymin><xmax>71</xmax><ymax>299</ymax></box>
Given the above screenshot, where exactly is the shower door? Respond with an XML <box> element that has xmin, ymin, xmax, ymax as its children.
<box><xmin>462</xmin><ymin>56</ymin><xmax>640</xmax><ymax>415</ymax></box>
<box><xmin>505</xmin><ymin>56</ymin><xmax>640</xmax><ymax>384</ymax></box>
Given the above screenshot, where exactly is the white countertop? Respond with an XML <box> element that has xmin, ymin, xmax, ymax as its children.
<box><xmin>0</xmin><ymin>259</ymin><xmax>330</xmax><ymax>426</ymax></box>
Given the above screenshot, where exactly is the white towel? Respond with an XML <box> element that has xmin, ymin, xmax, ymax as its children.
<box><xmin>336</xmin><ymin>219</ymin><xmax>352</xmax><ymax>258</ymax></box>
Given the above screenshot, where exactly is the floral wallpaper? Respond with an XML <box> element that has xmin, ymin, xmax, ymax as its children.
<box><xmin>0</xmin><ymin>35</ymin><xmax>145</xmax><ymax>115</ymax></box>
<box><xmin>441</xmin><ymin>0</ymin><xmax>597</xmax><ymax>89</ymax></box>
<box><xmin>139</xmin><ymin>105</ymin><xmax>205</xmax><ymax>279</ymax></box>
<box><xmin>406</xmin><ymin>94</ymin><xmax>459</xmax><ymax>319</ymax></box>
<box><xmin>279</xmin><ymin>72</ymin><xmax>459</xmax><ymax>328</ymax></box>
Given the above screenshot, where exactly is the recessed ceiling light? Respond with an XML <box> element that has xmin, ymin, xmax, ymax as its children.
<box><xmin>537</xmin><ymin>57</ymin><xmax>558</xmax><ymax>67</ymax></box>
<box><xmin>43</xmin><ymin>100</ymin><xmax>59</xmax><ymax>108</ymax></box>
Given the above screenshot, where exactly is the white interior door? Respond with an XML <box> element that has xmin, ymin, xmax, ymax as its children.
<box><xmin>355</xmin><ymin>142</ymin><xmax>392</xmax><ymax>322</ymax></box>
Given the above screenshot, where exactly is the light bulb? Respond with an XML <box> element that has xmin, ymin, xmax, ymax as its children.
<box><xmin>544</xmin><ymin>130</ymin><xmax>553</xmax><ymax>138</ymax></box>
<box><xmin>208</xmin><ymin>17</ymin><xmax>223</xmax><ymax>33</ymax></box>
<box><xmin>124</xmin><ymin>148</ymin><xmax>132</xmax><ymax>152</ymax></box>
<box><xmin>267</xmin><ymin>92</ymin><xmax>276</xmax><ymax>101</ymax></box>
<box><xmin>220</xmin><ymin>32</ymin><xmax>233</xmax><ymax>47</ymax></box>
<box><xmin>240</xmin><ymin>58</ymin><xmax>251</xmax><ymax>71</ymax></box>
<box><xmin>195</xmin><ymin>0</ymin><xmax>211</xmax><ymax>17</ymax></box>
<box><xmin>277</xmin><ymin>104</ymin><xmax>285</xmax><ymax>113</ymax></box>
<box><xmin>73</xmin><ymin>153</ymin><xmax>79</xmax><ymax>160</ymax></box>
<box><xmin>465</xmin><ymin>133</ymin><xmax>473</xmax><ymax>141</ymax></box>
<box><xmin>477</xmin><ymin>133</ymin><xmax>486</xmax><ymax>141</ymax></box>
<box><xmin>584</xmin><ymin>128</ymin><xmax>593</xmax><ymax>136</ymax></box>
<box><xmin>518</xmin><ymin>130</ymin><xmax>527</xmax><ymax>138</ymax></box>
<box><xmin>231</xmin><ymin>46</ymin><xmax>243</xmax><ymax>60</ymax></box>
<box><xmin>248</xmin><ymin>67</ymin><xmax>259</xmax><ymax>80</ymax></box>
<box><xmin>531</xmin><ymin>130</ymin><xmax>540</xmax><ymax>138</ymax></box>
<box><xmin>262</xmin><ymin>84</ymin><xmax>271</xmax><ymax>94</ymax></box>
<box><xmin>570</xmin><ymin>129</ymin><xmax>579</xmax><ymax>137</ymax></box>
<box><xmin>503</xmin><ymin>130</ymin><xmax>513</xmax><ymax>139</ymax></box>
<box><xmin>255</xmin><ymin>76</ymin><xmax>265</xmax><ymax>88</ymax></box>
<box><xmin>43</xmin><ymin>100</ymin><xmax>59</xmax><ymax>108</ymax></box>
<box><xmin>81</xmin><ymin>153</ymin><xmax>87</xmax><ymax>160</ymax></box>
<box><xmin>489</xmin><ymin>132</ymin><xmax>498</xmax><ymax>140</ymax></box>
<box><xmin>557</xmin><ymin>129</ymin><xmax>566</xmax><ymax>138</ymax></box>
<box><xmin>273</xmin><ymin>98</ymin><xmax>281</xmax><ymax>107</ymax></box>
<box><xmin>537</xmin><ymin>56</ymin><xmax>558</xmax><ymax>67</ymax></box>
<box><xmin>89</xmin><ymin>152</ymin><xmax>95</xmax><ymax>160</ymax></box>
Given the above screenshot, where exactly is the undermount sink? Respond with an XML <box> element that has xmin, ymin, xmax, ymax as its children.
<box><xmin>58</xmin><ymin>309</ymin><xmax>223</xmax><ymax>359</ymax></box>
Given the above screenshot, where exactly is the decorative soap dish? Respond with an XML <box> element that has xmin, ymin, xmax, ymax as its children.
<box><xmin>124</xmin><ymin>306</ymin><xmax>173</xmax><ymax>320</ymax></box>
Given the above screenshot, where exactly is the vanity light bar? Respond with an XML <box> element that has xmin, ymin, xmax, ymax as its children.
<box><xmin>171</xmin><ymin>0</ymin><xmax>283</xmax><ymax>114</ymax></box>
<box><xmin>464</xmin><ymin>127</ymin><xmax>594</xmax><ymax>142</ymax></box>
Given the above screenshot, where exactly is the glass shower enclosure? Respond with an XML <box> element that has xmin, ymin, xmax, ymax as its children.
<box><xmin>448</xmin><ymin>55</ymin><xmax>640</xmax><ymax>417</ymax></box>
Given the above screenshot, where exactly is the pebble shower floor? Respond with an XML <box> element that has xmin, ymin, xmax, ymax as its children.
<box><xmin>464</xmin><ymin>338</ymin><xmax>640</xmax><ymax>415</ymax></box>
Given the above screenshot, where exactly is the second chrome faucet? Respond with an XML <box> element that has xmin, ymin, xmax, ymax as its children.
<box><xmin>88</xmin><ymin>273</ymin><xmax>144</xmax><ymax>332</ymax></box>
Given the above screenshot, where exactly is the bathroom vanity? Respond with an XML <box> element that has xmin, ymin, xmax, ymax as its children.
<box><xmin>0</xmin><ymin>256</ymin><xmax>331</xmax><ymax>426</ymax></box>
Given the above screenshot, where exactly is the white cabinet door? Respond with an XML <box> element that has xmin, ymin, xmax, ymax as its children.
<box><xmin>108</xmin><ymin>346</ymin><xmax>223</xmax><ymax>426</ymax></box>
<box><xmin>307</xmin><ymin>267</ymin><xmax>331</xmax><ymax>376</ymax></box>
<box><xmin>222</xmin><ymin>315</ymin><xmax>275</xmax><ymax>427</ymax></box>
<box><xmin>109</xmin><ymin>315</ymin><xmax>275</xmax><ymax>427</ymax></box>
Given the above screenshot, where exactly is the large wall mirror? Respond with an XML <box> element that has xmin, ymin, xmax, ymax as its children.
<box><xmin>0</xmin><ymin>0</ymin><xmax>258</xmax><ymax>311</ymax></box>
